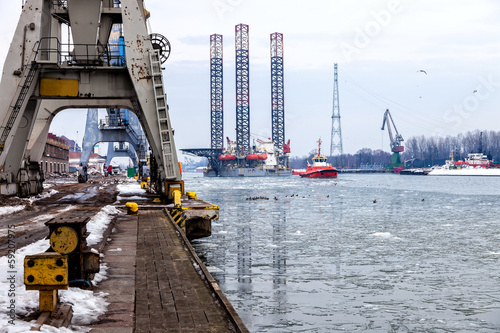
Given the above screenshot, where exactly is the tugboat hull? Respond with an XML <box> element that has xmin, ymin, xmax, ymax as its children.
<box><xmin>299</xmin><ymin>169</ymin><xmax>338</xmax><ymax>178</ymax></box>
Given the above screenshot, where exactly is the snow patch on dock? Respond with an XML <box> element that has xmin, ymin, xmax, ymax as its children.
<box><xmin>86</xmin><ymin>205</ymin><xmax>123</xmax><ymax>246</ymax></box>
<box><xmin>0</xmin><ymin>205</ymin><xmax>24</xmax><ymax>216</ymax></box>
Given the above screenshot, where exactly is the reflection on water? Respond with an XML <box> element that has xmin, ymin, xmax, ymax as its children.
<box><xmin>188</xmin><ymin>174</ymin><xmax>500</xmax><ymax>332</ymax></box>
<box><xmin>237</xmin><ymin>198</ymin><xmax>252</xmax><ymax>287</ymax></box>
<box><xmin>333</xmin><ymin>197</ymin><xmax>343</xmax><ymax>277</ymax></box>
<box><xmin>271</xmin><ymin>203</ymin><xmax>287</xmax><ymax>315</ymax></box>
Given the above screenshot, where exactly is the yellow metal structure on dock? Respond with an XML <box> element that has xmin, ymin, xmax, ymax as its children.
<box><xmin>24</xmin><ymin>253</ymin><xmax>69</xmax><ymax>312</ymax></box>
<box><xmin>167</xmin><ymin>193</ymin><xmax>220</xmax><ymax>240</ymax></box>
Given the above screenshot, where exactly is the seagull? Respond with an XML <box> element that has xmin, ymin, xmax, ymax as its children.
<box><xmin>418</xmin><ymin>70</ymin><xmax>427</xmax><ymax>75</ymax></box>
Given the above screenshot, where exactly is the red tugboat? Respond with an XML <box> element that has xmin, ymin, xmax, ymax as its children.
<box><xmin>299</xmin><ymin>138</ymin><xmax>338</xmax><ymax>178</ymax></box>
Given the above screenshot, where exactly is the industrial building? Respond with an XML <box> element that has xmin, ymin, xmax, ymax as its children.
<box><xmin>40</xmin><ymin>133</ymin><xmax>69</xmax><ymax>174</ymax></box>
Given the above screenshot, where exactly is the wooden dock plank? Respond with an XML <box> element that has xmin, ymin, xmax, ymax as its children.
<box><xmin>135</xmin><ymin>210</ymin><xmax>236</xmax><ymax>332</ymax></box>
<box><xmin>91</xmin><ymin>208</ymin><xmax>248</xmax><ymax>332</ymax></box>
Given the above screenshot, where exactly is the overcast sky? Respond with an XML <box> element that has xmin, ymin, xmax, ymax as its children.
<box><xmin>1</xmin><ymin>0</ymin><xmax>500</xmax><ymax>158</ymax></box>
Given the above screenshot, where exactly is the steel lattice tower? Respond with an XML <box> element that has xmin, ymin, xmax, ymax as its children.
<box><xmin>210</xmin><ymin>34</ymin><xmax>223</xmax><ymax>150</ymax></box>
<box><xmin>330</xmin><ymin>63</ymin><xmax>343</xmax><ymax>165</ymax></box>
<box><xmin>235</xmin><ymin>23</ymin><xmax>250</xmax><ymax>155</ymax></box>
<box><xmin>270</xmin><ymin>32</ymin><xmax>285</xmax><ymax>154</ymax></box>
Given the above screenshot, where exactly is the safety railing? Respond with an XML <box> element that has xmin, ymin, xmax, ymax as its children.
<box><xmin>52</xmin><ymin>0</ymin><xmax>121</xmax><ymax>9</ymax></box>
<box><xmin>34</xmin><ymin>37</ymin><xmax>125</xmax><ymax>67</ymax></box>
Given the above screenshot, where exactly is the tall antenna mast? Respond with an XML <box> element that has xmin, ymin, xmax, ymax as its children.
<box><xmin>330</xmin><ymin>63</ymin><xmax>343</xmax><ymax>166</ymax></box>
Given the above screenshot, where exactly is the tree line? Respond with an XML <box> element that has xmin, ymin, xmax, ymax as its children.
<box><xmin>290</xmin><ymin>130</ymin><xmax>498</xmax><ymax>169</ymax></box>
<box><xmin>403</xmin><ymin>130</ymin><xmax>499</xmax><ymax>167</ymax></box>
<box><xmin>290</xmin><ymin>148</ymin><xmax>393</xmax><ymax>169</ymax></box>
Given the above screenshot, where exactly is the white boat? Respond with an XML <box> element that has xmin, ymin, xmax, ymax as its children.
<box><xmin>463</xmin><ymin>152</ymin><xmax>491</xmax><ymax>167</ymax></box>
<box><xmin>428</xmin><ymin>166</ymin><xmax>500</xmax><ymax>176</ymax></box>
<box><xmin>195</xmin><ymin>166</ymin><xmax>207</xmax><ymax>173</ymax></box>
<box><xmin>428</xmin><ymin>153</ymin><xmax>500</xmax><ymax>176</ymax></box>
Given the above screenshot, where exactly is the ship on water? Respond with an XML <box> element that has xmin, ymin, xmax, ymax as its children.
<box><xmin>428</xmin><ymin>152</ymin><xmax>500</xmax><ymax>176</ymax></box>
<box><xmin>295</xmin><ymin>138</ymin><xmax>338</xmax><ymax>178</ymax></box>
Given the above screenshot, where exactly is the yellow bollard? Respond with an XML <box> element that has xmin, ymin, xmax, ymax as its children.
<box><xmin>140</xmin><ymin>182</ymin><xmax>147</xmax><ymax>189</ymax></box>
<box><xmin>173</xmin><ymin>190</ymin><xmax>182</xmax><ymax>208</ymax></box>
<box><xmin>39</xmin><ymin>290</ymin><xmax>58</xmax><ymax>312</ymax></box>
<box><xmin>24</xmin><ymin>253</ymin><xmax>68</xmax><ymax>312</ymax></box>
<box><xmin>125</xmin><ymin>202</ymin><xmax>139</xmax><ymax>215</ymax></box>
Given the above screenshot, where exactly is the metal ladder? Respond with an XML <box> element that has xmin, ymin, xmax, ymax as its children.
<box><xmin>0</xmin><ymin>63</ymin><xmax>38</xmax><ymax>152</ymax></box>
<box><xmin>149</xmin><ymin>50</ymin><xmax>176</xmax><ymax>178</ymax></box>
<box><xmin>125</xmin><ymin>124</ymin><xmax>147</xmax><ymax>161</ymax></box>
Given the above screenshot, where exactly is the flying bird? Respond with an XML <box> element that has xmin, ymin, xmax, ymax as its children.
<box><xmin>473</xmin><ymin>90</ymin><xmax>478</xmax><ymax>93</ymax></box>
<box><xmin>418</xmin><ymin>70</ymin><xmax>427</xmax><ymax>75</ymax></box>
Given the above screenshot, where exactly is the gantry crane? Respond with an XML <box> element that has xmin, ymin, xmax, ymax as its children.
<box><xmin>0</xmin><ymin>0</ymin><xmax>180</xmax><ymax>198</ymax></box>
<box><xmin>381</xmin><ymin>109</ymin><xmax>404</xmax><ymax>168</ymax></box>
<box><xmin>0</xmin><ymin>0</ymin><xmax>219</xmax><ymax>239</ymax></box>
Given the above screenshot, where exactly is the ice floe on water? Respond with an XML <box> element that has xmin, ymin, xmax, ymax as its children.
<box><xmin>370</xmin><ymin>232</ymin><xmax>392</xmax><ymax>238</ymax></box>
<box><xmin>370</xmin><ymin>232</ymin><xmax>401</xmax><ymax>240</ymax></box>
<box><xmin>206</xmin><ymin>266</ymin><xmax>224</xmax><ymax>273</ymax></box>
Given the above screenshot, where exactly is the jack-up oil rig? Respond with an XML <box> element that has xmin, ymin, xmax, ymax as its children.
<box><xmin>182</xmin><ymin>25</ymin><xmax>291</xmax><ymax>177</ymax></box>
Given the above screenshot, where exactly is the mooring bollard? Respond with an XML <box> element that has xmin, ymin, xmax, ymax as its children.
<box><xmin>126</xmin><ymin>202</ymin><xmax>139</xmax><ymax>215</ymax></box>
<box><xmin>45</xmin><ymin>216</ymin><xmax>100</xmax><ymax>285</ymax></box>
<box><xmin>24</xmin><ymin>253</ymin><xmax>69</xmax><ymax>312</ymax></box>
<box><xmin>23</xmin><ymin>214</ymin><xmax>101</xmax><ymax>328</ymax></box>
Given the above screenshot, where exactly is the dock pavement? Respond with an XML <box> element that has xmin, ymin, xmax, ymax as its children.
<box><xmin>89</xmin><ymin>208</ymin><xmax>248</xmax><ymax>333</ymax></box>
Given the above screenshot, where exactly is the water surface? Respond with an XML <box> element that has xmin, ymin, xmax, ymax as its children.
<box><xmin>186</xmin><ymin>173</ymin><xmax>500</xmax><ymax>332</ymax></box>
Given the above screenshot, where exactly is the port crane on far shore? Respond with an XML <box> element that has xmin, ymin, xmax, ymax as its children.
<box><xmin>381</xmin><ymin>109</ymin><xmax>404</xmax><ymax>169</ymax></box>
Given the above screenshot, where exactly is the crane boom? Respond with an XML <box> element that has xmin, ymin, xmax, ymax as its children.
<box><xmin>381</xmin><ymin>109</ymin><xmax>404</xmax><ymax>153</ymax></box>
